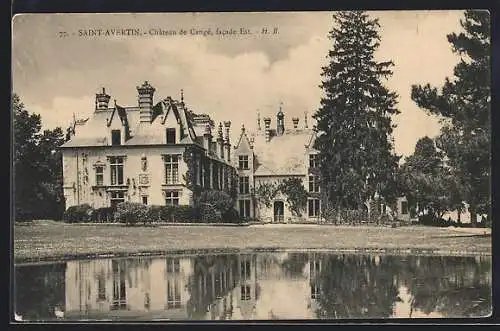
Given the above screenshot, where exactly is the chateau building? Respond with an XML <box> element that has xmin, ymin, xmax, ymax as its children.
<box><xmin>233</xmin><ymin>106</ymin><xmax>322</xmax><ymax>223</ymax></box>
<box><xmin>60</xmin><ymin>81</ymin><xmax>409</xmax><ymax>223</ymax></box>
<box><xmin>60</xmin><ymin>81</ymin><xmax>236</xmax><ymax>209</ymax></box>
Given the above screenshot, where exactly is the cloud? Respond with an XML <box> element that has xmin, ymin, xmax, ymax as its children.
<box><xmin>12</xmin><ymin>11</ymin><xmax>466</xmax><ymax>156</ymax></box>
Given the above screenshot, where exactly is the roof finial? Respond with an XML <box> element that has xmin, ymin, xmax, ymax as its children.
<box><xmin>180</xmin><ymin>89</ymin><xmax>184</xmax><ymax>103</ymax></box>
<box><xmin>241</xmin><ymin>124</ymin><xmax>245</xmax><ymax>133</ymax></box>
<box><xmin>304</xmin><ymin>111</ymin><xmax>309</xmax><ymax>128</ymax></box>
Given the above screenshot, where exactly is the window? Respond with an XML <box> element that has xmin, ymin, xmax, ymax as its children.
<box><xmin>110</xmin><ymin>191</ymin><xmax>125</xmax><ymax>207</ymax></box>
<box><xmin>238</xmin><ymin>199</ymin><xmax>251</xmax><ymax>218</ymax></box>
<box><xmin>166</xmin><ymin>258</ymin><xmax>180</xmax><ymax>273</ymax></box>
<box><xmin>166</xmin><ymin>280</ymin><xmax>181</xmax><ymax>309</ymax></box>
<box><xmin>310</xmin><ymin>259</ymin><xmax>321</xmax><ymax>275</ymax></box>
<box><xmin>110</xmin><ymin>156</ymin><xmax>124</xmax><ymax>185</ymax></box>
<box><xmin>164</xmin><ymin>155</ymin><xmax>179</xmax><ymax>184</ymax></box>
<box><xmin>309</xmin><ymin>154</ymin><xmax>318</xmax><ymax>168</ymax></box>
<box><xmin>142</xmin><ymin>196</ymin><xmax>148</xmax><ymax>205</ymax></box>
<box><xmin>241</xmin><ymin>285</ymin><xmax>251</xmax><ymax>301</ymax></box>
<box><xmin>111</xmin><ymin>261</ymin><xmax>127</xmax><ymax>310</ymax></box>
<box><xmin>166</xmin><ymin>128</ymin><xmax>176</xmax><ymax>144</ymax></box>
<box><xmin>309</xmin><ymin>175</ymin><xmax>320</xmax><ymax>193</ymax></box>
<box><xmin>240</xmin><ymin>260</ymin><xmax>251</xmax><ymax>278</ymax></box>
<box><xmin>401</xmin><ymin>201</ymin><xmax>408</xmax><ymax>215</ymax></box>
<box><xmin>165</xmin><ymin>191</ymin><xmax>179</xmax><ymax>206</ymax></box>
<box><xmin>111</xmin><ymin>130</ymin><xmax>121</xmax><ymax>146</ymax></box>
<box><xmin>95</xmin><ymin>166</ymin><xmax>104</xmax><ymax>186</ymax></box>
<box><xmin>97</xmin><ymin>273</ymin><xmax>106</xmax><ymax>301</ymax></box>
<box><xmin>308</xmin><ymin>198</ymin><xmax>320</xmax><ymax>217</ymax></box>
<box><xmin>239</xmin><ymin>176</ymin><xmax>250</xmax><ymax>194</ymax></box>
<box><xmin>238</xmin><ymin>155</ymin><xmax>249</xmax><ymax>170</ymax></box>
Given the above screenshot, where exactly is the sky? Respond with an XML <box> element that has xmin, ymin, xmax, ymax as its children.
<box><xmin>12</xmin><ymin>11</ymin><xmax>466</xmax><ymax>157</ymax></box>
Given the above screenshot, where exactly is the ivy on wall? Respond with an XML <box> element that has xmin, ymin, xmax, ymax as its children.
<box><xmin>254</xmin><ymin>178</ymin><xmax>309</xmax><ymax>217</ymax></box>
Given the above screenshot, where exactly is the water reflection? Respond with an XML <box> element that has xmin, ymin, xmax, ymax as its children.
<box><xmin>14</xmin><ymin>252</ymin><xmax>491</xmax><ymax>321</ymax></box>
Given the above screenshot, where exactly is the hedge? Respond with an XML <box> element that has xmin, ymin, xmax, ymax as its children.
<box><xmin>63</xmin><ymin>204</ymin><xmax>94</xmax><ymax>223</ymax></box>
<box><xmin>91</xmin><ymin>207</ymin><xmax>116</xmax><ymax>223</ymax></box>
<box><xmin>62</xmin><ymin>201</ymin><xmax>243</xmax><ymax>225</ymax></box>
<box><xmin>115</xmin><ymin>202</ymin><xmax>148</xmax><ymax>225</ymax></box>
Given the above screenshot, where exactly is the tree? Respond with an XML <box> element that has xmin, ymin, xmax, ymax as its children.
<box><xmin>411</xmin><ymin>10</ymin><xmax>490</xmax><ymax>226</ymax></box>
<box><xmin>400</xmin><ymin>136</ymin><xmax>460</xmax><ymax>220</ymax></box>
<box><xmin>278</xmin><ymin>178</ymin><xmax>309</xmax><ymax>217</ymax></box>
<box><xmin>313</xmin><ymin>11</ymin><xmax>401</xmax><ymax>218</ymax></box>
<box><xmin>13</xmin><ymin>94</ymin><xmax>66</xmax><ymax>220</ymax></box>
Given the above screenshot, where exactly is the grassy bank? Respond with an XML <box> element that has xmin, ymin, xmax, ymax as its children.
<box><xmin>14</xmin><ymin>221</ymin><xmax>491</xmax><ymax>263</ymax></box>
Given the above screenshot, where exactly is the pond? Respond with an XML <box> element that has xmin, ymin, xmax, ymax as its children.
<box><xmin>14</xmin><ymin>251</ymin><xmax>491</xmax><ymax>321</ymax></box>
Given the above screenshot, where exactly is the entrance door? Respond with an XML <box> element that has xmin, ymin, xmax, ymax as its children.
<box><xmin>274</xmin><ymin>201</ymin><xmax>284</xmax><ymax>223</ymax></box>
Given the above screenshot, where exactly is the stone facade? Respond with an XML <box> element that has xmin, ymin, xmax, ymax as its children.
<box><xmin>233</xmin><ymin>107</ymin><xmax>322</xmax><ymax>223</ymax></box>
<box><xmin>60</xmin><ymin>81</ymin><xmax>409</xmax><ymax>223</ymax></box>
<box><xmin>60</xmin><ymin>82</ymin><xmax>235</xmax><ymax>210</ymax></box>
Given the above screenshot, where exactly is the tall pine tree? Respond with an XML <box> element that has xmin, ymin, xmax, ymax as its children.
<box><xmin>313</xmin><ymin>11</ymin><xmax>400</xmax><ymax>218</ymax></box>
<box><xmin>411</xmin><ymin>10</ymin><xmax>490</xmax><ymax>226</ymax></box>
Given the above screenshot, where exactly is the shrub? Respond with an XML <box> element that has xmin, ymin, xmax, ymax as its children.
<box><xmin>91</xmin><ymin>207</ymin><xmax>116</xmax><ymax>223</ymax></box>
<box><xmin>170</xmin><ymin>205</ymin><xmax>199</xmax><ymax>223</ymax></box>
<box><xmin>198</xmin><ymin>190</ymin><xmax>234</xmax><ymax>215</ymax></box>
<box><xmin>115</xmin><ymin>202</ymin><xmax>148</xmax><ymax>226</ymax></box>
<box><xmin>200</xmin><ymin>203</ymin><xmax>221</xmax><ymax>223</ymax></box>
<box><xmin>63</xmin><ymin>204</ymin><xmax>94</xmax><ymax>223</ymax></box>
<box><xmin>146</xmin><ymin>205</ymin><xmax>164</xmax><ymax>223</ymax></box>
<box><xmin>222</xmin><ymin>208</ymin><xmax>241</xmax><ymax>223</ymax></box>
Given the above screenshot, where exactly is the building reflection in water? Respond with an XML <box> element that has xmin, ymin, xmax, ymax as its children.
<box><xmin>14</xmin><ymin>253</ymin><xmax>492</xmax><ymax>321</ymax></box>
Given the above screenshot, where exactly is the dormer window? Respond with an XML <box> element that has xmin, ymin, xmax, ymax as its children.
<box><xmin>166</xmin><ymin>128</ymin><xmax>176</xmax><ymax>144</ymax></box>
<box><xmin>111</xmin><ymin>130</ymin><xmax>121</xmax><ymax>146</ymax></box>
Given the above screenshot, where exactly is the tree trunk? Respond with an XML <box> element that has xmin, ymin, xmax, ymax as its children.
<box><xmin>469</xmin><ymin>203</ymin><xmax>477</xmax><ymax>227</ymax></box>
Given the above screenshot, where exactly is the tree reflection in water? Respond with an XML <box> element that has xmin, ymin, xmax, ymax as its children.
<box><xmin>314</xmin><ymin>254</ymin><xmax>400</xmax><ymax>319</ymax></box>
<box><xmin>14</xmin><ymin>252</ymin><xmax>491</xmax><ymax>321</ymax></box>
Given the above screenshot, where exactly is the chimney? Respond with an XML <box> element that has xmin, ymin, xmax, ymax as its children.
<box><xmin>223</xmin><ymin>121</ymin><xmax>231</xmax><ymax>162</ymax></box>
<box><xmin>95</xmin><ymin>87</ymin><xmax>111</xmax><ymax>110</ymax></box>
<box><xmin>304</xmin><ymin>111</ymin><xmax>309</xmax><ymax>129</ymax></box>
<box><xmin>292</xmin><ymin>117</ymin><xmax>299</xmax><ymax>129</ymax></box>
<box><xmin>263</xmin><ymin>117</ymin><xmax>271</xmax><ymax>142</ymax></box>
<box><xmin>276</xmin><ymin>104</ymin><xmax>285</xmax><ymax>136</ymax></box>
<box><xmin>137</xmin><ymin>81</ymin><xmax>155</xmax><ymax>123</ymax></box>
<box><xmin>217</xmin><ymin>122</ymin><xmax>224</xmax><ymax>159</ymax></box>
<box><xmin>203</xmin><ymin>124</ymin><xmax>212</xmax><ymax>154</ymax></box>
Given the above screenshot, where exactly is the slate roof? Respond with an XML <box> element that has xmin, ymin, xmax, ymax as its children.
<box><xmin>251</xmin><ymin>129</ymin><xmax>317</xmax><ymax>176</ymax></box>
<box><xmin>61</xmin><ymin>97</ymin><xmax>203</xmax><ymax>148</ymax></box>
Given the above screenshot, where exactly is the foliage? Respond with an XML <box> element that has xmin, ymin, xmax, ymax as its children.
<box><xmin>63</xmin><ymin>204</ymin><xmax>94</xmax><ymax>223</ymax></box>
<box><xmin>199</xmin><ymin>203</ymin><xmax>221</xmax><ymax>223</ymax></box>
<box><xmin>197</xmin><ymin>189</ymin><xmax>234</xmax><ymax>214</ymax></box>
<box><xmin>13</xmin><ymin>94</ymin><xmax>67</xmax><ymax>220</ymax></box>
<box><xmin>254</xmin><ymin>182</ymin><xmax>279</xmax><ymax>208</ymax></box>
<box><xmin>170</xmin><ymin>205</ymin><xmax>199</xmax><ymax>223</ymax></box>
<box><xmin>182</xmin><ymin>146</ymin><xmax>198</xmax><ymax>190</ymax></box>
<box><xmin>399</xmin><ymin>137</ymin><xmax>461</xmax><ymax>220</ymax></box>
<box><xmin>115</xmin><ymin>202</ymin><xmax>148</xmax><ymax>226</ymax></box>
<box><xmin>91</xmin><ymin>206</ymin><xmax>117</xmax><ymax>223</ymax></box>
<box><xmin>145</xmin><ymin>205</ymin><xmax>164</xmax><ymax>223</ymax></box>
<box><xmin>411</xmin><ymin>10</ymin><xmax>491</xmax><ymax>226</ymax></box>
<box><xmin>312</xmin><ymin>11</ymin><xmax>401</xmax><ymax>214</ymax></box>
<box><xmin>279</xmin><ymin>178</ymin><xmax>309</xmax><ymax>217</ymax></box>
<box><xmin>221</xmin><ymin>208</ymin><xmax>242</xmax><ymax>223</ymax></box>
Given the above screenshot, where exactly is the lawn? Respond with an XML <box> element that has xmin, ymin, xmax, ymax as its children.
<box><xmin>13</xmin><ymin>221</ymin><xmax>491</xmax><ymax>263</ymax></box>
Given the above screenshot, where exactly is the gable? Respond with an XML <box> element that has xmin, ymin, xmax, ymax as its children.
<box><xmin>234</xmin><ymin>130</ymin><xmax>253</xmax><ymax>155</ymax></box>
